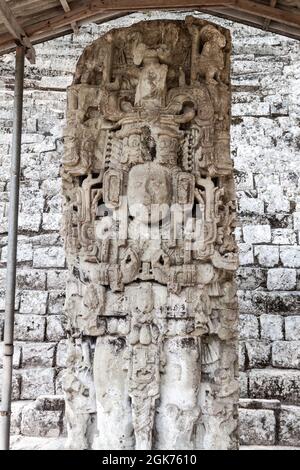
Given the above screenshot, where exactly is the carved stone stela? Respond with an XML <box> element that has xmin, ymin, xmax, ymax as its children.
<box><xmin>61</xmin><ymin>18</ymin><xmax>239</xmax><ymax>450</ymax></box>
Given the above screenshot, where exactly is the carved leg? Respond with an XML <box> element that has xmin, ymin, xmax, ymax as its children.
<box><xmin>63</xmin><ymin>337</ymin><xmax>97</xmax><ymax>450</ymax></box>
<box><xmin>65</xmin><ymin>404</ymin><xmax>96</xmax><ymax>450</ymax></box>
<box><xmin>131</xmin><ymin>394</ymin><xmax>156</xmax><ymax>450</ymax></box>
<box><xmin>93</xmin><ymin>335</ymin><xmax>134</xmax><ymax>450</ymax></box>
<box><xmin>198</xmin><ymin>336</ymin><xmax>239</xmax><ymax>450</ymax></box>
<box><xmin>199</xmin><ymin>385</ymin><xmax>238</xmax><ymax>449</ymax></box>
<box><xmin>155</xmin><ymin>336</ymin><xmax>201</xmax><ymax>450</ymax></box>
<box><xmin>129</xmin><ymin>343</ymin><xmax>160</xmax><ymax>450</ymax></box>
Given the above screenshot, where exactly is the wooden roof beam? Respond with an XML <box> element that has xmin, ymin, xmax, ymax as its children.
<box><xmin>86</xmin><ymin>0</ymin><xmax>300</xmax><ymax>28</ymax></box>
<box><xmin>0</xmin><ymin>0</ymin><xmax>299</xmax><ymax>58</ymax></box>
<box><xmin>0</xmin><ymin>0</ymin><xmax>35</xmax><ymax>63</ymax></box>
<box><xmin>233</xmin><ymin>0</ymin><xmax>300</xmax><ymax>28</ymax></box>
<box><xmin>203</xmin><ymin>5</ymin><xmax>300</xmax><ymax>39</ymax></box>
<box><xmin>0</xmin><ymin>0</ymin><xmax>234</xmax><ymax>41</ymax></box>
<box><xmin>22</xmin><ymin>0</ymin><xmax>300</xmax><ymax>31</ymax></box>
<box><xmin>0</xmin><ymin>11</ymin><xmax>129</xmax><ymax>54</ymax></box>
<box><xmin>59</xmin><ymin>0</ymin><xmax>79</xmax><ymax>34</ymax></box>
<box><xmin>86</xmin><ymin>0</ymin><xmax>235</xmax><ymax>12</ymax></box>
<box><xmin>264</xmin><ymin>0</ymin><xmax>277</xmax><ymax>30</ymax></box>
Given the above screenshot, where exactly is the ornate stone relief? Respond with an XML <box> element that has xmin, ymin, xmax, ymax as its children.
<box><xmin>62</xmin><ymin>17</ymin><xmax>239</xmax><ymax>450</ymax></box>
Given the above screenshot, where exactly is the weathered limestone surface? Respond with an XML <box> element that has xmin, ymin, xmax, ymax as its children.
<box><xmin>61</xmin><ymin>18</ymin><xmax>238</xmax><ymax>450</ymax></box>
<box><xmin>0</xmin><ymin>11</ymin><xmax>299</xmax><ymax>450</ymax></box>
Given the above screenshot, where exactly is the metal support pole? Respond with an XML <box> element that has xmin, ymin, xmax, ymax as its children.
<box><xmin>0</xmin><ymin>45</ymin><xmax>25</xmax><ymax>451</ymax></box>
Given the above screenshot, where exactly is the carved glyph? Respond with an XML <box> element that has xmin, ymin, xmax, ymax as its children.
<box><xmin>62</xmin><ymin>18</ymin><xmax>239</xmax><ymax>450</ymax></box>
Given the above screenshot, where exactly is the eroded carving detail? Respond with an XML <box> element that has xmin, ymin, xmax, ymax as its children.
<box><xmin>62</xmin><ymin>18</ymin><xmax>238</xmax><ymax>450</ymax></box>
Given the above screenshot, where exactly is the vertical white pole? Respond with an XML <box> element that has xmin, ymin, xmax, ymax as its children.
<box><xmin>0</xmin><ymin>45</ymin><xmax>25</xmax><ymax>451</ymax></box>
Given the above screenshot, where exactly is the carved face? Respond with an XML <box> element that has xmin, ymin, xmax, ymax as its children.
<box><xmin>178</xmin><ymin>177</ymin><xmax>190</xmax><ymax>202</ymax></box>
<box><xmin>215</xmin><ymin>33</ymin><xmax>226</xmax><ymax>49</ymax></box>
<box><xmin>63</xmin><ymin>133</ymin><xmax>79</xmax><ymax>166</ymax></box>
<box><xmin>158</xmin><ymin>135</ymin><xmax>177</xmax><ymax>153</ymax></box>
<box><xmin>123</xmin><ymin>134</ymin><xmax>142</xmax><ymax>164</ymax></box>
<box><xmin>127</xmin><ymin>162</ymin><xmax>172</xmax><ymax>223</ymax></box>
<box><xmin>177</xmin><ymin>173</ymin><xmax>194</xmax><ymax>205</ymax></box>
<box><xmin>157</xmin><ymin>135</ymin><xmax>178</xmax><ymax>165</ymax></box>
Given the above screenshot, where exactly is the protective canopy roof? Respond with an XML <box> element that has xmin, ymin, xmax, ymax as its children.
<box><xmin>0</xmin><ymin>0</ymin><xmax>299</xmax><ymax>63</ymax></box>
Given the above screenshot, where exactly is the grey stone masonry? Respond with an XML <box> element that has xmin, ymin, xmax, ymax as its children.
<box><xmin>0</xmin><ymin>11</ymin><xmax>300</xmax><ymax>449</ymax></box>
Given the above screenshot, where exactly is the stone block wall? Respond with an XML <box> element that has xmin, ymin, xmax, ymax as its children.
<box><xmin>0</xmin><ymin>11</ymin><xmax>299</xmax><ymax>449</ymax></box>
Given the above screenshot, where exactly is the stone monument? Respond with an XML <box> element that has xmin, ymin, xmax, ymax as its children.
<box><xmin>61</xmin><ymin>17</ymin><xmax>239</xmax><ymax>450</ymax></box>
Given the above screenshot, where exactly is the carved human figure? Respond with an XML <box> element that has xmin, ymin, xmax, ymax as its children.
<box><xmin>127</xmin><ymin>162</ymin><xmax>172</xmax><ymax>224</ymax></box>
<box><xmin>156</xmin><ymin>132</ymin><xmax>179</xmax><ymax>167</ymax></box>
<box><xmin>121</xmin><ymin>133</ymin><xmax>143</xmax><ymax>164</ymax></box>
<box><xmin>62</xmin><ymin>18</ymin><xmax>238</xmax><ymax>451</ymax></box>
<box><xmin>134</xmin><ymin>43</ymin><xmax>168</xmax><ymax>108</ymax></box>
<box><xmin>198</xmin><ymin>25</ymin><xmax>226</xmax><ymax>84</ymax></box>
